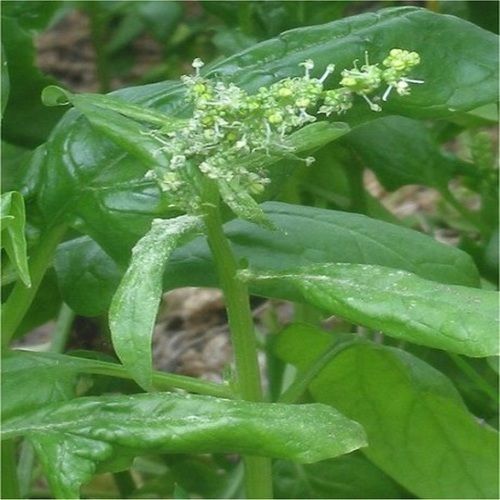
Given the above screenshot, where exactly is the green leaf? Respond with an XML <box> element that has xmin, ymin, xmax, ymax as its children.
<box><xmin>54</xmin><ymin>236</ymin><xmax>122</xmax><ymax>316</ymax></box>
<box><xmin>343</xmin><ymin>116</ymin><xmax>463</xmax><ymax>191</ymax></box>
<box><xmin>208</xmin><ymin>7</ymin><xmax>498</xmax><ymax>118</ymax></box>
<box><xmin>165</xmin><ymin>202</ymin><xmax>479</xmax><ymax>290</ymax></box>
<box><xmin>109</xmin><ymin>215</ymin><xmax>202</xmax><ymax>390</ymax></box>
<box><xmin>242</xmin><ymin>263</ymin><xmax>499</xmax><ymax>357</ymax></box>
<box><xmin>1</xmin><ymin>191</ymin><xmax>31</xmax><ymax>287</ymax></box>
<box><xmin>2</xmin><ymin>392</ymin><xmax>367</xmax><ymax>499</ymax></box>
<box><xmin>278</xmin><ymin>337</ymin><xmax>499</xmax><ymax>498</ymax></box>
<box><xmin>1</xmin><ymin>350</ymin><xmax>77</xmax><ymax>421</ymax></box>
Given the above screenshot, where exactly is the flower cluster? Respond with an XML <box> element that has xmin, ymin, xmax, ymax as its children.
<box><xmin>146</xmin><ymin>49</ymin><xmax>422</xmax><ymax>215</ymax></box>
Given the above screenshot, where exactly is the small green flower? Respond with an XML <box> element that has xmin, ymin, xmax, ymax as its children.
<box><xmin>381</xmin><ymin>48</ymin><xmax>424</xmax><ymax>101</ymax></box>
<box><xmin>319</xmin><ymin>88</ymin><xmax>353</xmax><ymax>116</ymax></box>
<box><xmin>146</xmin><ymin>48</ymin><xmax>422</xmax><ymax>218</ymax></box>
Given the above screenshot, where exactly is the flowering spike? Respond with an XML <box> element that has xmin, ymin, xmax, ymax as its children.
<box><xmin>145</xmin><ymin>48</ymin><xmax>421</xmax><ymax>217</ymax></box>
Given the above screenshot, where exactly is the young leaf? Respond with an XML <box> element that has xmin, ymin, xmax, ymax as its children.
<box><xmin>2</xmin><ymin>393</ymin><xmax>367</xmax><ymax>499</ymax></box>
<box><xmin>42</xmin><ymin>86</ymin><xmax>186</xmax><ymax>130</ymax></box>
<box><xmin>242</xmin><ymin>263</ymin><xmax>499</xmax><ymax>357</ymax></box>
<box><xmin>1</xmin><ymin>191</ymin><xmax>31</xmax><ymax>287</ymax></box>
<box><xmin>278</xmin><ymin>338</ymin><xmax>499</xmax><ymax>499</ymax></box>
<box><xmin>109</xmin><ymin>215</ymin><xmax>202</xmax><ymax>390</ymax></box>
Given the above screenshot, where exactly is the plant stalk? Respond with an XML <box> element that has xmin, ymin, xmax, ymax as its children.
<box><xmin>202</xmin><ymin>194</ymin><xmax>273</xmax><ymax>499</ymax></box>
<box><xmin>79</xmin><ymin>357</ymin><xmax>233</xmax><ymax>399</ymax></box>
<box><xmin>2</xmin><ymin>223</ymin><xmax>67</xmax><ymax>347</ymax></box>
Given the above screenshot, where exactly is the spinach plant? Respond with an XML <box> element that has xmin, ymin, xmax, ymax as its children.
<box><xmin>1</xmin><ymin>4</ymin><xmax>498</xmax><ymax>499</ymax></box>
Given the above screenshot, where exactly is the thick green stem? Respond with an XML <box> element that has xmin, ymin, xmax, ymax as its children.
<box><xmin>202</xmin><ymin>194</ymin><xmax>273</xmax><ymax>499</ymax></box>
<box><xmin>2</xmin><ymin>224</ymin><xmax>67</xmax><ymax>347</ymax></box>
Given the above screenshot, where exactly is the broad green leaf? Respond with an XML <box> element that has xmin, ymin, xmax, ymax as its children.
<box><xmin>165</xmin><ymin>202</ymin><xmax>480</xmax><ymax>290</ymax></box>
<box><xmin>1</xmin><ymin>191</ymin><xmax>31</xmax><ymax>286</ymax></box>
<box><xmin>277</xmin><ymin>337</ymin><xmax>499</xmax><ymax>498</ymax></box>
<box><xmin>2</xmin><ymin>392</ymin><xmax>367</xmax><ymax>499</ymax></box>
<box><xmin>109</xmin><ymin>215</ymin><xmax>202</xmax><ymax>390</ymax></box>
<box><xmin>207</xmin><ymin>7</ymin><xmax>498</xmax><ymax>118</ymax></box>
<box><xmin>343</xmin><ymin>116</ymin><xmax>464</xmax><ymax>191</ymax></box>
<box><xmin>273</xmin><ymin>453</ymin><xmax>410</xmax><ymax>499</ymax></box>
<box><xmin>242</xmin><ymin>263</ymin><xmax>499</xmax><ymax>357</ymax></box>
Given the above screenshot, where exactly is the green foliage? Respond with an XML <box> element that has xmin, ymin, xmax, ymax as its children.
<box><xmin>242</xmin><ymin>263</ymin><xmax>499</xmax><ymax>357</ymax></box>
<box><xmin>1</xmin><ymin>3</ymin><xmax>498</xmax><ymax>499</ymax></box>
<box><xmin>275</xmin><ymin>330</ymin><xmax>499</xmax><ymax>498</ymax></box>
<box><xmin>3</xmin><ymin>392</ymin><xmax>366</xmax><ymax>498</ymax></box>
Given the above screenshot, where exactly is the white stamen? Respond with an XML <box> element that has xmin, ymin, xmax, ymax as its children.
<box><xmin>300</xmin><ymin>59</ymin><xmax>314</xmax><ymax>78</ymax></box>
<box><xmin>192</xmin><ymin>58</ymin><xmax>204</xmax><ymax>77</ymax></box>
<box><xmin>361</xmin><ymin>94</ymin><xmax>381</xmax><ymax>112</ymax></box>
<box><xmin>382</xmin><ymin>85</ymin><xmax>393</xmax><ymax>101</ymax></box>
<box><xmin>402</xmin><ymin>77</ymin><xmax>425</xmax><ymax>84</ymax></box>
<box><xmin>319</xmin><ymin>64</ymin><xmax>335</xmax><ymax>84</ymax></box>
